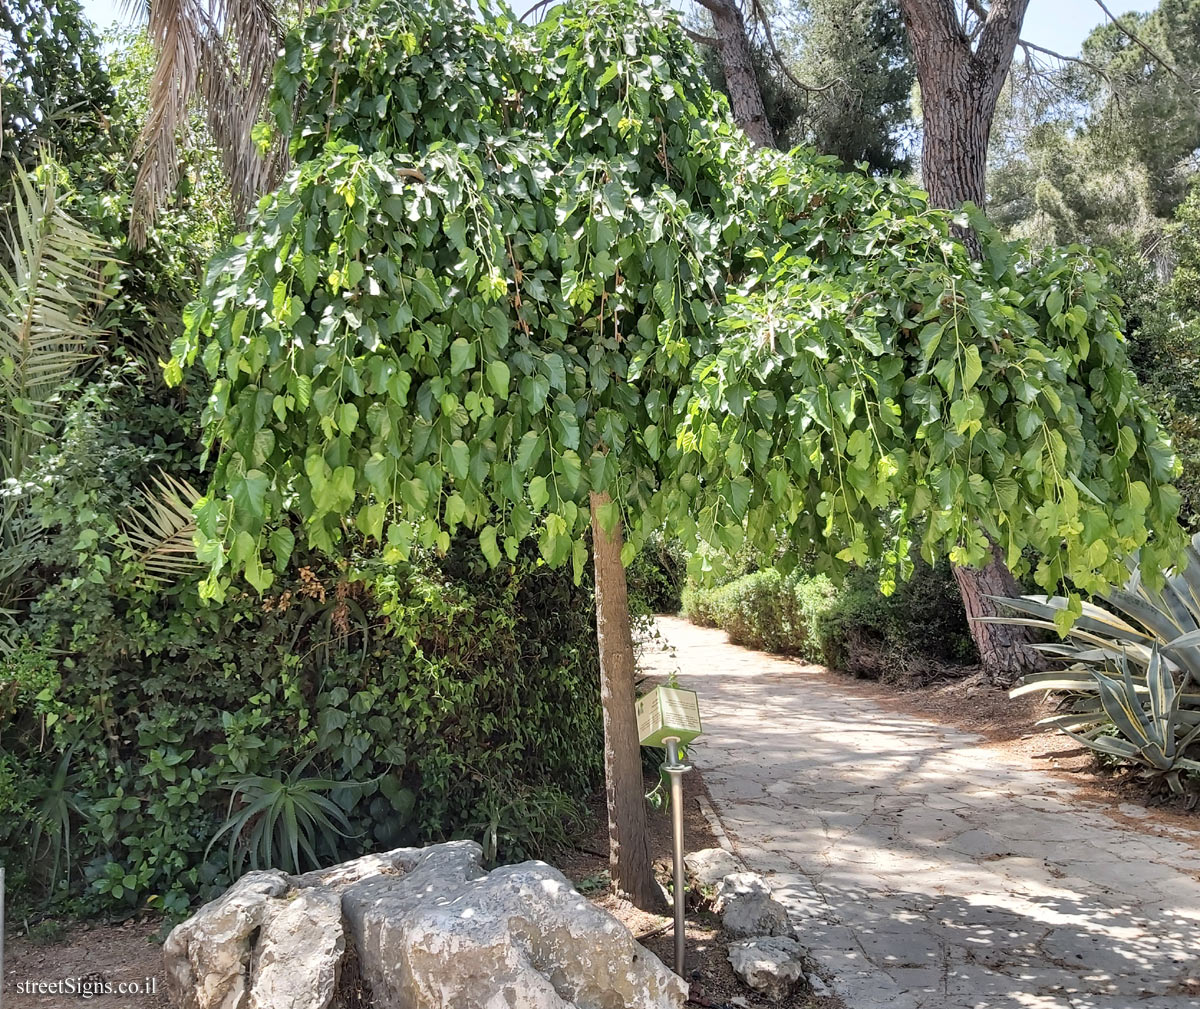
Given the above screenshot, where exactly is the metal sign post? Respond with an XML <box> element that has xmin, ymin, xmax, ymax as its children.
<box><xmin>636</xmin><ymin>684</ymin><xmax>702</xmax><ymax>978</ymax></box>
<box><xmin>662</xmin><ymin>736</ymin><xmax>690</xmax><ymax>976</ymax></box>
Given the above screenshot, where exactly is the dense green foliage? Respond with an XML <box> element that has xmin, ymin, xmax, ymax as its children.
<box><xmin>1080</xmin><ymin>0</ymin><xmax>1200</xmax><ymax>219</ymax></box>
<box><xmin>811</xmin><ymin>562</ymin><xmax>978</xmax><ymax>680</ymax></box>
<box><xmin>1112</xmin><ymin>234</ymin><xmax>1200</xmax><ymax>533</ymax></box>
<box><xmin>1</xmin><ymin>4</ymin><xmax>605</xmax><ymax>921</ymax></box>
<box><xmin>5</xmin><ymin>0</ymin><xmax>1196</xmax><ymax>919</ymax></box>
<box><xmin>626</xmin><ymin>533</ymin><xmax>687</xmax><ymax>612</ymax></box>
<box><xmin>986</xmin><ymin>3</ymin><xmax>1200</xmax><ymax>553</ymax></box>
<box><xmin>0</xmin><ymin>368</ymin><xmax>602</xmax><ymax>916</ymax></box>
<box><xmin>1000</xmin><ymin>533</ymin><xmax>1200</xmax><ymax>793</ymax></box>
<box><xmin>988</xmin><ymin>1</ymin><xmax>1200</xmax><ymax>249</ymax></box>
<box><xmin>0</xmin><ymin>17</ymin><xmax>229</xmax><ymax>652</ymax></box>
<box><xmin>0</xmin><ymin>0</ymin><xmax>116</xmax><ymax>177</ymax></box>
<box><xmin>172</xmin><ymin>0</ymin><xmax>1183</xmax><ymax>637</ymax></box>
<box><xmin>788</xmin><ymin>0</ymin><xmax>914</xmax><ymax>173</ymax></box>
<box><xmin>683</xmin><ymin>558</ymin><xmax>976</xmax><ymax>681</ymax></box>
<box><xmin>701</xmin><ymin>0</ymin><xmax>915</xmax><ymax>173</ymax></box>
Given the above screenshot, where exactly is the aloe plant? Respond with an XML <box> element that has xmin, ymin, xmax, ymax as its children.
<box><xmin>988</xmin><ymin>532</ymin><xmax>1200</xmax><ymax>793</ymax></box>
<box><xmin>207</xmin><ymin>757</ymin><xmax>364</xmax><ymax>875</ymax></box>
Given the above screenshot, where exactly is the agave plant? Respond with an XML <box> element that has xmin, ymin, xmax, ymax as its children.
<box><xmin>987</xmin><ymin>533</ymin><xmax>1200</xmax><ymax>793</ymax></box>
<box><xmin>26</xmin><ymin>746</ymin><xmax>89</xmax><ymax>899</ymax></box>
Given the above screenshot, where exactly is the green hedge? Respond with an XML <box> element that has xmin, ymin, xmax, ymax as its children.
<box><xmin>684</xmin><ymin>561</ymin><xmax>977</xmax><ymax>679</ymax></box>
<box><xmin>682</xmin><ymin>569</ymin><xmax>834</xmax><ymax>659</ymax></box>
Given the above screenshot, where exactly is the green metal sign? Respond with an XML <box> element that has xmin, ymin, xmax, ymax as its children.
<box><xmin>636</xmin><ymin>685</ymin><xmax>702</xmax><ymax>747</ymax></box>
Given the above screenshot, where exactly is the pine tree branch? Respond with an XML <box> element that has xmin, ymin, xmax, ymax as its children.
<box><xmin>749</xmin><ymin>0</ymin><xmax>842</xmax><ymax>95</ymax></box>
<box><xmin>1092</xmin><ymin>0</ymin><xmax>1185</xmax><ymax>81</ymax></box>
<box><xmin>1015</xmin><ymin>37</ymin><xmax>1126</xmax><ymax>113</ymax></box>
<box><xmin>692</xmin><ymin>0</ymin><xmax>738</xmax><ymax>17</ymax></box>
<box><xmin>1017</xmin><ymin>39</ymin><xmax>1111</xmax><ymax>84</ymax></box>
<box><xmin>965</xmin><ymin>0</ymin><xmax>989</xmax><ymax>42</ymax></box>
<box><xmin>971</xmin><ymin>0</ymin><xmax>1031</xmax><ymax>74</ymax></box>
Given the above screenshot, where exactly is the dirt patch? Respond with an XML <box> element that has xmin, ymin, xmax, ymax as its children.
<box><xmin>558</xmin><ymin>769</ymin><xmax>843</xmax><ymax>1009</ymax></box>
<box><xmin>4</xmin><ymin>917</ymin><xmax>170</xmax><ymax>1009</ymax></box>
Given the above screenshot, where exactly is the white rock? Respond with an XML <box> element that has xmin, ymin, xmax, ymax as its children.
<box><xmin>248</xmin><ymin>888</ymin><xmax>344</xmax><ymax>1009</ymax></box>
<box><xmin>714</xmin><ymin>872</ymin><xmax>791</xmax><ymax>938</ymax></box>
<box><xmin>163</xmin><ymin>841</ymin><xmax>687</xmax><ymax>1009</ymax></box>
<box><xmin>683</xmin><ymin>847</ymin><xmax>742</xmax><ymax>888</ymax></box>
<box><xmin>728</xmin><ymin>935</ymin><xmax>810</xmax><ymax>1001</ymax></box>
<box><xmin>163</xmin><ymin>870</ymin><xmax>290</xmax><ymax>1009</ymax></box>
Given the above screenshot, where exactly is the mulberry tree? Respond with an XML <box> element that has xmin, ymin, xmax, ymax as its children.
<box><xmin>170</xmin><ymin>0</ymin><xmax>1184</xmax><ymax>907</ymax></box>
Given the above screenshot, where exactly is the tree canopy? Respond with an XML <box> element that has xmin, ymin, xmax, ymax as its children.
<box><xmin>989</xmin><ymin>0</ymin><xmax>1200</xmax><ymax>251</ymax></box>
<box><xmin>170</xmin><ymin>0</ymin><xmax>1184</xmax><ymax>628</ymax></box>
<box><xmin>0</xmin><ymin>0</ymin><xmax>115</xmax><ymax>178</ymax></box>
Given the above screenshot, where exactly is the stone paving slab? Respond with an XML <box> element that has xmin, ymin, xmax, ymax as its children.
<box><xmin>641</xmin><ymin>617</ymin><xmax>1200</xmax><ymax>1009</ymax></box>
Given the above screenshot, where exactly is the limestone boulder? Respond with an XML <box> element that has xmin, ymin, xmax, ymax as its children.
<box><xmin>163</xmin><ymin>841</ymin><xmax>687</xmax><ymax>1009</ymax></box>
<box><xmin>248</xmin><ymin>887</ymin><xmax>344</xmax><ymax>1009</ymax></box>
<box><xmin>163</xmin><ymin>870</ymin><xmax>292</xmax><ymax>1009</ymax></box>
<box><xmin>683</xmin><ymin>847</ymin><xmax>742</xmax><ymax>889</ymax></box>
<box><xmin>713</xmin><ymin>872</ymin><xmax>792</xmax><ymax>939</ymax></box>
<box><xmin>727</xmin><ymin>935</ymin><xmax>811</xmax><ymax>1001</ymax></box>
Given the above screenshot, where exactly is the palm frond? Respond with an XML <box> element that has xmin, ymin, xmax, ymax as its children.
<box><xmin>0</xmin><ymin>161</ymin><xmax>110</xmax><ymax>478</ymax></box>
<box><xmin>131</xmin><ymin>0</ymin><xmax>287</xmax><ymax>246</ymax></box>
<box><xmin>121</xmin><ymin>470</ymin><xmax>204</xmax><ymax>580</ymax></box>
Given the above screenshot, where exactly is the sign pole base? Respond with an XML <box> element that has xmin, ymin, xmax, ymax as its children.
<box><xmin>663</xmin><ymin>736</ymin><xmax>690</xmax><ymax>977</ymax></box>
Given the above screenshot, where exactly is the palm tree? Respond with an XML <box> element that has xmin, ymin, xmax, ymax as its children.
<box><xmin>0</xmin><ymin>162</ymin><xmax>111</xmax><ymax>649</ymax></box>
<box><xmin>129</xmin><ymin>0</ymin><xmax>288</xmax><ymax>246</ymax></box>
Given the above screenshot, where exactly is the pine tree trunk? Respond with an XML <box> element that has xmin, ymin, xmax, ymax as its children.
<box><xmin>698</xmin><ymin>0</ymin><xmax>775</xmax><ymax>147</ymax></box>
<box><xmin>898</xmin><ymin>0</ymin><xmax>1041</xmax><ymax>684</ymax></box>
<box><xmin>899</xmin><ymin>0</ymin><xmax>1028</xmax><ymax>212</ymax></box>
<box><xmin>952</xmin><ymin>539</ymin><xmax>1042</xmax><ymax>686</ymax></box>
<box><xmin>590</xmin><ymin>491</ymin><xmax>665</xmax><ymax>911</ymax></box>
<box><xmin>917</xmin><ymin>62</ymin><xmax>991</xmax><ymax>212</ymax></box>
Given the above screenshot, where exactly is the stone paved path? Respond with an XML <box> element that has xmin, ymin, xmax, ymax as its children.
<box><xmin>641</xmin><ymin>617</ymin><xmax>1200</xmax><ymax>1009</ymax></box>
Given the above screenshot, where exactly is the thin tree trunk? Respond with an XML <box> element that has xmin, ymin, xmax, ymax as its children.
<box><xmin>899</xmin><ymin>0</ymin><xmax>1040</xmax><ymax>685</ymax></box>
<box><xmin>697</xmin><ymin>0</ymin><xmax>775</xmax><ymax>147</ymax></box>
<box><xmin>590</xmin><ymin>491</ymin><xmax>665</xmax><ymax>911</ymax></box>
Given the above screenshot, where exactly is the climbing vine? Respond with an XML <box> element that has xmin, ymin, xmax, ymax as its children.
<box><xmin>170</xmin><ymin>0</ymin><xmax>1184</xmax><ymax>628</ymax></box>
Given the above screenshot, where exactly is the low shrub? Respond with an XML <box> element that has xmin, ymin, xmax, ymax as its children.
<box><xmin>813</xmin><ymin>562</ymin><xmax>978</xmax><ymax>682</ymax></box>
<box><xmin>685</xmin><ymin>558</ymin><xmax>977</xmax><ymax>681</ymax></box>
<box><xmin>683</xmin><ymin>568</ymin><xmax>835</xmax><ymax>660</ymax></box>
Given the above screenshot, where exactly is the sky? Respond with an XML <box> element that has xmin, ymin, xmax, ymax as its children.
<box><xmin>79</xmin><ymin>0</ymin><xmax>1160</xmax><ymax>56</ymax></box>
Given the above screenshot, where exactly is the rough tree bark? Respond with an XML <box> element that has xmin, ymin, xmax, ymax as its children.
<box><xmin>899</xmin><ymin>0</ymin><xmax>1042</xmax><ymax>684</ymax></box>
<box><xmin>589</xmin><ymin>491</ymin><xmax>666</xmax><ymax>911</ymax></box>
<box><xmin>898</xmin><ymin>0</ymin><xmax>1030</xmax><ymax>213</ymax></box>
<box><xmin>694</xmin><ymin>0</ymin><xmax>775</xmax><ymax>147</ymax></box>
